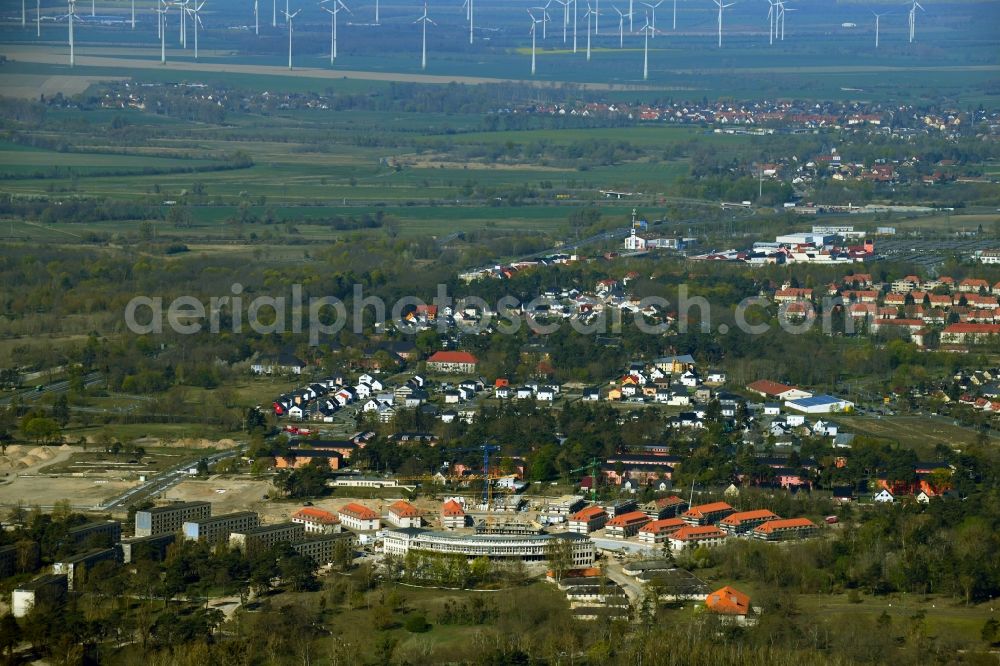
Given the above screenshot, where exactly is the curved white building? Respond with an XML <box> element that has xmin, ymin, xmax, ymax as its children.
<box><xmin>382</xmin><ymin>528</ymin><xmax>595</xmax><ymax>568</ymax></box>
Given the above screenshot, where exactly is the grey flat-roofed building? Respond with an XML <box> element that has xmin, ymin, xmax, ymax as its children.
<box><xmin>12</xmin><ymin>574</ymin><xmax>68</xmax><ymax>618</ymax></box>
<box><xmin>52</xmin><ymin>547</ymin><xmax>119</xmax><ymax>590</ymax></box>
<box><xmin>228</xmin><ymin>522</ymin><xmax>304</xmax><ymax>555</ymax></box>
<box><xmin>67</xmin><ymin>520</ymin><xmax>121</xmax><ymax>550</ymax></box>
<box><xmin>135</xmin><ymin>501</ymin><xmax>211</xmax><ymax>537</ymax></box>
<box><xmin>120</xmin><ymin>533</ymin><xmax>177</xmax><ymax>563</ymax></box>
<box><xmin>183</xmin><ymin>512</ymin><xmax>260</xmax><ymax>544</ymax></box>
<box><xmin>0</xmin><ymin>544</ymin><xmax>16</xmax><ymax>579</ymax></box>
<box><xmin>291</xmin><ymin>532</ymin><xmax>357</xmax><ymax>565</ymax></box>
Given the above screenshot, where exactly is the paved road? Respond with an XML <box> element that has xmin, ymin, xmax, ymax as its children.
<box><xmin>96</xmin><ymin>444</ymin><xmax>245</xmax><ymax>511</ymax></box>
<box><xmin>0</xmin><ymin>372</ymin><xmax>104</xmax><ymax>406</ymax></box>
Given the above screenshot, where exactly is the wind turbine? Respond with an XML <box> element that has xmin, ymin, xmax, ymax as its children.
<box><xmin>177</xmin><ymin>0</ymin><xmax>188</xmax><ymax>47</ymax></box>
<box><xmin>90</xmin><ymin>0</ymin><xmax>93</xmax><ymax>16</ymax></box>
<box><xmin>532</xmin><ymin>3</ymin><xmax>551</xmax><ymax>39</ymax></box>
<box><xmin>594</xmin><ymin>0</ymin><xmax>599</xmax><ymax>33</ymax></box>
<box><xmin>415</xmin><ymin>3</ymin><xmax>434</xmax><ymax>71</ymax></box>
<box><xmin>777</xmin><ymin>0</ymin><xmax>794</xmax><ymax>40</ymax></box>
<box><xmin>642</xmin><ymin>12</ymin><xmax>654</xmax><ymax>80</ymax></box>
<box><xmin>873</xmin><ymin>11</ymin><xmax>885</xmax><ymax>48</ymax></box>
<box><xmin>65</xmin><ymin>0</ymin><xmax>84</xmax><ymax>66</ymax></box>
<box><xmin>374</xmin><ymin>0</ymin><xmax>379</xmax><ymax>24</ymax></box>
<box><xmin>557</xmin><ymin>0</ymin><xmax>569</xmax><ymax>43</ymax></box>
<box><xmin>284</xmin><ymin>7</ymin><xmax>300</xmax><ymax>69</ymax></box>
<box><xmin>642</xmin><ymin>0</ymin><xmax>662</xmax><ymax>35</ymax></box>
<box><xmin>628</xmin><ymin>0</ymin><xmax>632</xmax><ymax>30</ymax></box>
<box><xmin>672</xmin><ymin>0</ymin><xmax>677</xmax><ymax>29</ymax></box>
<box><xmin>37</xmin><ymin>0</ymin><xmax>41</xmax><ymax>37</ymax></box>
<box><xmin>130</xmin><ymin>0</ymin><xmax>135</xmax><ymax>28</ymax></box>
<box><xmin>767</xmin><ymin>0</ymin><xmax>775</xmax><ymax>44</ymax></box>
<box><xmin>186</xmin><ymin>1</ymin><xmax>203</xmax><ymax>60</ymax></box>
<box><xmin>462</xmin><ymin>0</ymin><xmax>474</xmax><ymax>44</ymax></box>
<box><xmin>572</xmin><ymin>0</ymin><xmax>578</xmax><ymax>52</ymax></box>
<box><xmin>908</xmin><ymin>0</ymin><xmax>923</xmax><ymax>43</ymax></box>
<box><xmin>156</xmin><ymin>1</ymin><xmax>169</xmax><ymax>63</ymax></box>
<box><xmin>584</xmin><ymin>1</ymin><xmax>596</xmax><ymax>60</ymax></box>
<box><xmin>272</xmin><ymin>0</ymin><xmax>275</xmax><ymax>26</ymax></box>
<box><xmin>528</xmin><ymin>9</ymin><xmax>542</xmax><ymax>74</ymax></box>
<box><xmin>252</xmin><ymin>0</ymin><xmax>258</xmax><ymax>34</ymax></box>
<box><xmin>321</xmin><ymin>0</ymin><xmax>349</xmax><ymax>64</ymax></box>
<box><xmin>613</xmin><ymin>4</ymin><xmax>625</xmax><ymax>46</ymax></box>
<box><xmin>714</xmin><ymin>0</ymin><xmax>734</xmax><ymax>48</ymax></box>
<box><xmin>22</xmin><ymin>0</ymin><xmax>26</xmax><ymax>27</ymax></box>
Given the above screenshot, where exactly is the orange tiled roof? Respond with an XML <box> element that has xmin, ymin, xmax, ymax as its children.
<box><xmin>706</xmin><ymin>585</ymin><xmax>751</xmax><ymax>615</ymax></box>
<box><xmin>671</xmin><ymin>525</ymin><xmax>726</xmax><ymax>540</ymax></box>
<box><xmin>719</xmin><ymin>509</ymin><xmax>779</xmax><ymax>526</ymax></box>
<box><xmin>606</xmin><ymin>511</ymin><xmax>650</xmax><ymax>527</ymax></box>
<box><xmin>389</xmin><ymin>500</ymin><xmax>420</xmax><ymax>518</ymax></box>
<box><xmin>292</xmin><ymin>507</ymin><xmax>340</xmax><ymax>524</ymax></box>
<box><xmin>639</xmin><ymin>518</ymin><xmax>686</xmax><ymax>535</ymax></box>
<box><xmin>441</xmin><ymin>500</ymin><xmax>466</xmax><ymax>516</ymax></box>
<box><xmin>339</xmin><ymin>502</ymin><xmax>379</xmax><ymax>520</ymax></box>
<box><xmin>682</xmin><ymin>502</ymin><xmax>733</xmax><ymax>518</ymax></box>
<box><xmin>570</xmin><ymin>506</ymin><xmax>607</xmax><ymax>522</ymax></box>
<box><xmin>753</xmin><ymin>517</ymin><xmax>816</xmax><ymax>534</ymax></box>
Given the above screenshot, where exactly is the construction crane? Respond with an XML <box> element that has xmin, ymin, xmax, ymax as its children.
<box><xmin>445</xmin><ymin>443</ymin><xmax>501</xmax><ymax>507</ymax></box>
<box><xmin>569</xmin><ymin>457</ymin><xmax>602</xmax><ymax>501</ymax></box>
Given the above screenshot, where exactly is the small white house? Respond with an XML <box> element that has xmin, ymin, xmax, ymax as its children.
<box><xmin>873</xmin><ymin>489</ymin><xmax>895</xmax><ymax>503</ymax></box>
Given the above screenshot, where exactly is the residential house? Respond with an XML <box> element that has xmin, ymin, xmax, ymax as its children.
<box><xmin>667</xmin><ymin>525</ymin><xmax>728</xmax><ymax>552</ymax></box>
<box><xmin>604</xmin><ymin>511</ymin><xmax>651</xmax><ymax>539</ymax></box>
<box><xmin>681</xmin><ymin>502</ymin><xmax>734</xmax><ymax>526</ymax></box>
<box><xmin>441</xmin><ymin>500</ymin><xmax>469</xmax><ymax>529</ymax></box>
<box><xmin>387</xmin><ymin>501</ymin><xmax>423</xmax><ymax>528</ymax></box>
<box><xmin>567</xmin><ymin>506</ymin><xmax>609</xmax><ymax>534</ymax></box>
<box><xmin>427</xmin><ymin>351</ymin><xmax>479</xmax><ymax>374</ymax></box>
<box><xmin>338</xmin><ymin>503</ymin><xmax>381</xmax><ymax>531</ymax></box>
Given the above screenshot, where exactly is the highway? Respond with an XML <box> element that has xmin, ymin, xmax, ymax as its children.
<box><xmin>0</xmin><ymin>372</ymin><xmax>104</xmax><ymax>406</ymax></box>
<box><xmin>95</xmin><ymin>444</ymin><xmax>245</xmax><ymax>511</ymax></box>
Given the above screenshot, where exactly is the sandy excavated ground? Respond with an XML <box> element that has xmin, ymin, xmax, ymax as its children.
<box><xmin>165</xmin><ymin>476</ymin><xmax>458</xmax><ymax>529</ymax></box>
<box><xmin>0</xmin><ymin>473</ymin><xmax>137</xmax><ymax>509</ymax></box>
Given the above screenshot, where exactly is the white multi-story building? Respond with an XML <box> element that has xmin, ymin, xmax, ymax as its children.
<box><xmin>338</xmin><ymin>503</ymin><xmax>381</xmax><ymax>531</ymax></box>
<box><xmin>382</xmin><ymin>528</ymin><xmax>595</xmax><ymax>568</ymax></box>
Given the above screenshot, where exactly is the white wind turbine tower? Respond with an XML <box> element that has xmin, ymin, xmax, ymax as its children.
<box><xmin>65</xmin><ymin>0</ymin><xmax>84</xmax><ymax>66</ymax></box>
<box><xmin>873</xmin><ymin>11</ymin><xmax>885</xmax><ymax>48</ymax></box>
<box><xmin>22</xmin><ymin>0</ymin><xmax>26</xmax><ymax>27</ymax></box>
<box><xmin>642</xmin><ymin>12</ymin><xmax>654</xmax><ymax>79</ymax></box>
<box><xmin>767</xmin><ymin>0</ymin><xmax>775</xmax><ymax>44</ymax></box>
<box><xmin>90</xmin><ymin>0</ymin><xmax>93</xmax><ymax>16</ymax></box>
<box><xmin>462</xmin><ymin>0</ymin><xmax>474</xmax><ymax>44</ymax></box>
<box><xmin>778</xmin><ymin>0</ymin><xmax>794</xmax><ymax>40</ymax></box>
<box><xmin>186</xmin><ymin>1</ymin><xmax>204</xmax><ymax>60</ymax></box>
<box><xmin>415</xmin><ymin>3</ymin><xmax>435</xmax><ymax>70</ymax></box>
<box><xmin>321</xmin><ymin>0</ymin><xmax>350</xmax><ymax>64</ymax></box>
<box><xmin>283</xmin><ymin>7</ymin><xmax>300</xmax><ymax>69</ymax></box>
<box><xmin>642</xmin><ymin>0</ymin><xmax>662</xmax><ymax>36</ymax></box>
<box><xmin>594</xmin><ymin>0</ymin><xmax>599</xmax><ymax>33</ymax></box>
<box><xmin>572</xmin><ymin>0</ymin><xmax>578</xmax><ymax>52</ymax></box>
<box><xmin>177</xmin><ymin>0</ymin><xmax>188</xmax><ymax>47</ymax></box>
<box><xmin>714</xmin><ymin>0</ymin><xmax>734</xmax><ymax>48</ymax></box>
<box><xmin>157</xmin><ymin>1</ymin><xmax>169</xmax><ymax>63</ymax></box>
<box><xmin>531</xmin><ymin>3</ymin><xmax>551</xmax><ymax>39</ymax></box>
<box><xmin>130</xmin><ymin>0</ymin><xmax>135</xmax><ymax>28</ymax></box>
<box><xmin>272</xmin><ymin>0</ymin><xmax>276</xmax><ymax>27</ymax></box>
<box><xmin>613</xmin><ymin>5</ymin><xmax>625</xmax><ymax>46</ymax></box>
<box><xmin>252</xmin><ymin>0</ymin><xmax>258</xmax><ymax>35</ymax></box>
<box><xmin>528</xmin><ymin>9</ymin><xmax>542</xmax><ymax>74</ymax></box>
<box><xmin>672</xmin><ymin>0</ymin><xmax>677</xmax><ymax>29</ymax></box>
<box><xmin>584</xmin><ymin>1</ymin><xmax>596</xmax><ymax>60</ymax></box>
<box><xmin>37</xmin><ymin>0</ymin><xmax>42</xmax><ymax>37</ymax></box>
<box><xmin>374</xmin><ymin>0</ymin><xmax>379</xmax><ymax>24</ymax></box>
<box><xmin>908</xmin><ymin>0</ymin><xmax>923</xmax><ymax>43</ymax></box>
<box><xmin>557</xmin><ymin>0</ymin><xmax>569</xmax><ymax>43</ymax></box>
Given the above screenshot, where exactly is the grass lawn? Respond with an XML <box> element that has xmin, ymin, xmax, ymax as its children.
<box><xmin>836</xmin><ymin>414</ymin><xmax>996</xmax><ymax>452</ymax></box>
